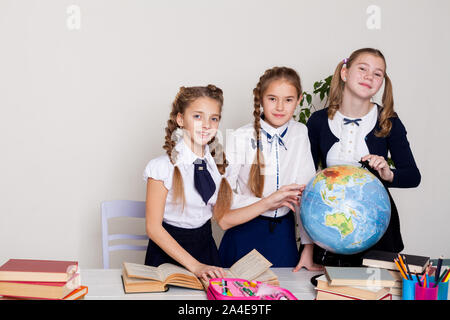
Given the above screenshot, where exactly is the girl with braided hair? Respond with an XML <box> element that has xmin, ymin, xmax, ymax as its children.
<box><xmin>217</xmin><ymin>67</ymin><xmax>322</xmax><ymax>271</ymax></box>
<box><xmin>143</xmin><ymin>85</ymin><xmax>231</xmax><ymax>281</ymax></box>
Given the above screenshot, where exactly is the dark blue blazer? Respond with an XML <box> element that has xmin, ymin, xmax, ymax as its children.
<box><xmin>304</xmin><ymin>106</ymin><xmax>421</xmax><ymax>265</ymax></box>
<box><xmin>306</xmin><ymin>106</ymin><xmax>421</xmax><ymax>189</ymax></box>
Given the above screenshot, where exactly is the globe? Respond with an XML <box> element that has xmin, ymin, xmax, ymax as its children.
<box><xmin>300</xmin><ymin>165</ymin><xmax>391</xmax><ymax>255</ymax></box>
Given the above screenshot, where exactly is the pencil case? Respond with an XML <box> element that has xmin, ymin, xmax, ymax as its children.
<box><xmin>206</xmin><ymin>278</ymin><xmax>297</xmax><ymax>300</ymax></box>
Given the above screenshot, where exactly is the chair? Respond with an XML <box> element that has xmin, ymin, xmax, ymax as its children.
<box><xmin>101</xmin><ymin>200</ymin><xmax>148</xmax><ymax>269</ymax></box>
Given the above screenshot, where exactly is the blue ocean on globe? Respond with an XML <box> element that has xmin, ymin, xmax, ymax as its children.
<box><xmin>300</xmin><ymin>165</ymin><xmax>391</xmax><ymax>254</ymax></box>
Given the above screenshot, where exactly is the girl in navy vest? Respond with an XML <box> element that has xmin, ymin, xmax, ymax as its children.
<box><xmin>217</xmin><ymin>67</ymin><xmax>323</xmax><ymax>271</ymax></box>
<box><xmin>305</xmin><ymin>48</ymin><xmax>421</xmax><ymax>267</ymax></box>
<box><xmin>143</xmin><ymin>85</ymin><xmax>233</xmax><ymax>281</ymax></box>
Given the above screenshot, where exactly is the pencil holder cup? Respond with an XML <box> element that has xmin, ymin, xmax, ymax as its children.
<box><xmin>417</xmin><ymin>276</ymin><xmax>449</xmax><ymax>300</ymax></box>
<box><xmin>414</xmin><ymin>281</ymin><xmax>438</xmax><ymax>300</ymax></box>
<box><xmin>437</xmin><ymin>279</ymin><xmax>449</xmax><ymax>300</ymax></box>
<box><xmin>432</xmin><ymin>277</ymin><xmax>448</xmax><ymax>300</ymax></box>
<box><xmin>402</xmin><ymin>278</ymin><xmax>418</xmax><ymax>300</ymax></box>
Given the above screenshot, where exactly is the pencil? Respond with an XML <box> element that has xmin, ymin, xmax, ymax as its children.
<box><xmin>420</xmin><ymin>271</ymin><xmax>427</xmax><ymax>286</ymax></box>
<box><xmin>415</xmin><ymin>273</ymin><xmax>422</xmax><ymax>287</ymax></box>
<box><xmin>438</xmin><ymin>268</ymin><xmax>448</xmax><ymax>283</ymax></box>
<box><xmin>394</xmin><ymin>258</ymin><xmax>407</xmax><ymax>280</ymax></box>
<box><xmin>442</xmin><ymin>268</ymin><xmax>450</xmax><ymax>283</ymax></box>
<box><xmin>434</xmin><ymin>255</ymin><xmax>443</xmax><ymax>287</ymax></box>
<box><xmin>401</xmin><ymin>254</ymin><xmax>413</xmax><ymax>280</ymax></box>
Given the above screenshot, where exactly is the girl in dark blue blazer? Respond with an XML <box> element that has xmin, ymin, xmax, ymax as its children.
<box><xmin>305</xmin><ymin>48</ymin><xmax>421</xmax><ymax>267</ymax></box>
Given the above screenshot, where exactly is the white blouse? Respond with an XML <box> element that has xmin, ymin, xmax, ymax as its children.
<box><xmin>326</xmin><ymin>104</ymin><xmax>378</xmax><ymax>167</ymax></box>
<box><xmin>143</xmin><ymin>139</ymin><xmax>224</xmax><ymax>229</ymax></box>
<box><xmin>226</xmin><ymin>118</ymin><xmax>317</xmax><ymax>244</ymax></box>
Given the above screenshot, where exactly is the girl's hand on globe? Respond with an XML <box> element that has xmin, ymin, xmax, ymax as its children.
<box><xmin>265</xmin><ymin>184</ymin><xmax>303</xmax><ymax>212</ymax></box>
<box><xmin>361</xmin><ymin>154</ymin><xmax>394</xmax><ymax>182</ymax></box>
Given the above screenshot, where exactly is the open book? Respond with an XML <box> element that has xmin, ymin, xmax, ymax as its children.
<box><xmin>122</xmin><ymin>249</ymin><xmax>278</xmax><ymax>293</ymax></box>
<box><xmin>122</xmin><ymin>262</ymin><xmax>203</xmax><ymax>293</ymax></box>
<box><xmin>201</xmin><ymin>249</ymin><xmax>279</xmax><ymax>289</ymax></box>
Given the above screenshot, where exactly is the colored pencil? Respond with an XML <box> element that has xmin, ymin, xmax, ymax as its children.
<box><xmin>442</xmin><ymin>269</ymin><xmax>450</xmax><ymax>283</ymax></box>
<box><xmin>420</xmin><ymin>271</ymin><xmax>427</xmax><ymax>286</ymax></box>
<box><xmin>398</xmin><ymin>254</ymin><xmax>409</xmax><ymax>280</ymax></box>
<box><xmin>401</xmin><ymin>254</ymin><xmax>413</xmax><ymax>280</ymax></box>
<box><xmin>438</xmin><ymin>268</ymin><xmax>448</xmax><ymax>283</ymax></box>
<box><xmin>394</xmin><ymin>258</ymin><xmax>407</xmax><ymax>280</ymax></box>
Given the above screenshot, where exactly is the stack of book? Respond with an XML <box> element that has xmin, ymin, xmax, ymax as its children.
<box><xmin>362</xmin><ymin>250</ymin><xmax>430</xmax><ymax>296</ymax></box>
<box><xmin>122</xmin><ymin>249</ymin><xmax>279</xmax><ymax>293</ymax></box>
<box><xmin>315</xmin><ymin>266</ymin><xmax>397</xmax><ymax>300</ymax></box>
<box><xmin>0</xmin><ymin>259</ymin><xmax>88</xmax><ymax>300</ymax></box>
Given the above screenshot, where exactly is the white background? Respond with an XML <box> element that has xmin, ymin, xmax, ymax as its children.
<box><xmin>0</xmin><ymin>0</ymin><xmax>449</xmax><ymax>268</ymax></box>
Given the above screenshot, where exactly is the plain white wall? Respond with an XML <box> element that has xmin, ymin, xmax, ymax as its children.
<box><xmin>0</xmin><ymin>0</ymin><xmax>449</xmax><ymax>268</ymax></box>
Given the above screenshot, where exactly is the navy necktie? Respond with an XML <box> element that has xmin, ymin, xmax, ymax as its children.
<box><xmin>193</xmin><ymin>159</ymin><xmax>216</xmax><ymax>205</ymax></box>
<box><xmin>343</xmin><ymin>118</ymin><xmax>362</xmax><ymax>126</ymax></box>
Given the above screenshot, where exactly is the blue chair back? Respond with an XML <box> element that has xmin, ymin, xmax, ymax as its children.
<box><xmin>101</xmin><ymin>200</ymin><xmax>148</xmax><ymax>269</ymax></box>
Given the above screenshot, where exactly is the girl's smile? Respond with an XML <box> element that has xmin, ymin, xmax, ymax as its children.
<box><xmin>261</xmin><ymin>79</ymin><xmax>301</xmax><ymax>128</ymax></box>
<box><xmin>176</xmin><ymin>96</ymin><xmax>221</xmax><ymax>157</ymax></box>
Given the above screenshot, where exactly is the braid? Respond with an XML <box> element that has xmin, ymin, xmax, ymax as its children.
<box><xmin>163</xmin><ymin>110</ymin><xmax>179</xmax><ymax>165</ymax></box>
<box><xmin>163</xmin><ymin>88</ymin><xmax>186</xmax><ymax>208</ymax></box>
<box><xmin>208</xmin><ymin>136</ymin><xmax>232</xmax><ymax>223</ymax></box>
<box><xmin>248</xmin><ymin>79</ymin><xmax>265</xmax><ymax>198</ymax></box>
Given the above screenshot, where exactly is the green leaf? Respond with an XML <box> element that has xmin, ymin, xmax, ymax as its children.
<box><xmin>306</xmin><ymin>94</ymin><xmax>312</xmax><ymax>104</ymax></box>
<box><xmin>299</xmin><ymin>112</ymin><xmax>306</xmax><ymax>124</ymax></box>
<box><xmin>313</xmin><ymin>81</ymin><xmax>321</xmax><ymax>90</ymax></box>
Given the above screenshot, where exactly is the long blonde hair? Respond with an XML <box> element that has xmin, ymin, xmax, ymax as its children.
<box><xmin>163</xmin><ymin>85</ymin><xmax>232</xmax><ymax>220</ymax></box>
<box><xmin>327</xmin><ymin>48</ymin><xmax>396</xmax><ymax>137</ymax></box>
<box><xmin>248</xmin><ymin>67</ymin><xmax>302</xmax><ymax>197</ymax></box>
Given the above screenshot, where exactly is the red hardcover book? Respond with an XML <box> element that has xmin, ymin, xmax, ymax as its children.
<box><xmin>0</xmin><ymin>259</ymin><xmax>78</xmax><ymax>282</ymax></box>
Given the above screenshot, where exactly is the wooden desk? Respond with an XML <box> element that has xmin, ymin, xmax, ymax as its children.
<box><xmin>80</xmin><ymin>268</ymin><xmax>324</xmax><ymax>300</ymax></box>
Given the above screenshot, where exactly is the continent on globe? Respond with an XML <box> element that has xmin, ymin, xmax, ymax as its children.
<box><xmin>325</xmin><ymin>212</ymin><xmax>354</xmax><ymax>238</ymax></box>
<box><xmin>313</xmin><ymin>166</ymin><xmax>369</xmax><ymax>191</ymax></box>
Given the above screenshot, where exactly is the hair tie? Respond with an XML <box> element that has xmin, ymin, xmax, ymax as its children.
<box><xmin>343</xmin><ymin>58</ymin><xmax>348</xmax><ymax>65</ymax></box>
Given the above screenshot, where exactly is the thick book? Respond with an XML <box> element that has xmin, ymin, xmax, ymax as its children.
<box><xmin>0</xmin><ymin>259</ymin><xmax>78</xmax><ymax>282</ymax></box>
<box><xmin>0</xmin><ymin>273</ymin><xmax>81</xmax><ymax>299</ymax></box>
<box><xmin>324</xmin><ymin>266</ymin><xmax>396</xmax><ymax>287</ymax></box>
<box><xmin>122</xmin><ymin>262</ymin><xmax>203</xmax><ymax>293</ymax></box>
<box><xmin>315</xmin><ymin>275</ymin><xmax>390</xmax><ymax>300</ymax></box>
<box><xmin>1</xmin><ymin>285</ymin><xmax>88</xmax><ymax>300</ymax></box>
<box><xmin>315</xmin><ymin>288</ymin><xmax>392</xmax><ymax>300</ymax></box>
<box><xmin>362</xmin><ymin>250</ymin><xmax>429</xmax><ymax>273</ymax></box>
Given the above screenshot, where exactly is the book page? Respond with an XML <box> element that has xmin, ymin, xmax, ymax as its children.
<box><xmin>253</xmin><ymin>268</ymin><xmax>277</xmax><ymax>282</ymax></box>
<box><xmin>229</xmin><ymin>249</ymin><xmax>272</xmax><ymax>280</ymax></box>
<box><xmin>157</xmin><ymin>263</ymin><xmax>198</xmax><ymax>282</ymax></box>
<box><xmin>123</xmin><ymin>262</ymin><xmax>162</xmax><ymax>281</ymax></box>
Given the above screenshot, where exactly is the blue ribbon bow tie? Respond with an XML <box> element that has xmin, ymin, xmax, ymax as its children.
<box><xmin>261</xmin><ymin>127</ymin><xmax>288</xmax><ymax>151</ymax></box>
<box><xmin>343</xmin><ymin>118</ymin><xmax>362</xmax><ymax>126</ymax></box>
